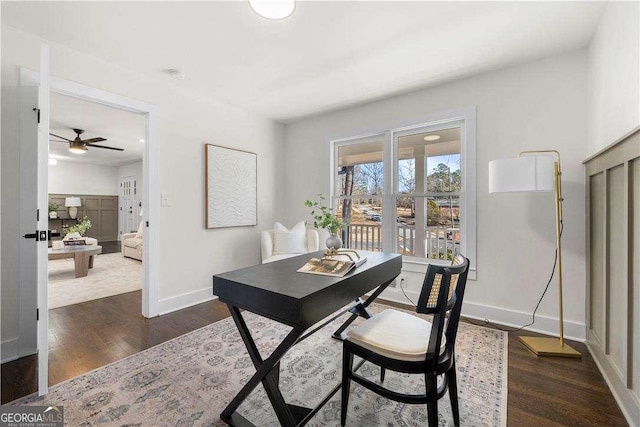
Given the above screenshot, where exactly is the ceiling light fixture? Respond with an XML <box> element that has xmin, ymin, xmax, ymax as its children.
<box><xmin>139</xmin><ymin>139</ymin><xmax>145</xmax><ymax>143</ymax></box>
<box><xmin>249</xmin><ymin>0</ymin><xmax>295</xmax><ymax>19</ymax></box>
<box><xmin>164</xmin><ymin>69</ymin><xmax>186</xmax><ymax>80</ymax></box>
<box><xmin>424</xmin><ymin>135</ymin><xmax>441</xmax><ymax>142</ymax></box>
<box><xmin>69</xmin><ymin>139</ymin><xmax>87</xmax><ymax>154</ymax></box>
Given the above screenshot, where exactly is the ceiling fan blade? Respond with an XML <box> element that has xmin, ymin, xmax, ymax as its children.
<box><xmin>49</xmin><ymin>139</ymin><xmax>69</xmax><ymax>143</ymax></box>
<box><xmin>49</xmin><ymin>132</ymin><xmax>74</xmax><ymax>142</ymax></box>
<box><xmin>87</xmin><ymin>144</ymin><xmax>124</xmax><ymax>152</ymax></box>
<box><xmin>82</xmin><ymin>137</ymin><xmax>107</xmax><ymax>144</ymax></box>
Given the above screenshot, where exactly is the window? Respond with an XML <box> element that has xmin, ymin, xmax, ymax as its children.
<box><xmin>331</xmin><ymin>110</ymin><xmax>476</xmax><ymax>276</ymax></box>
<box><xmin>334</xmin><ymin>136</ymin><xmax>385</xmax><ymax>252</ymax></box>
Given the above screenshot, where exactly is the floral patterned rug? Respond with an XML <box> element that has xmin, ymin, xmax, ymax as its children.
<box><xmin>12</xmin><ymin>303</ymin><xmax>507</xmax><ymax>426</ymax></box>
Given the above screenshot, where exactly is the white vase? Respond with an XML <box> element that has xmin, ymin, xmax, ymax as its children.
<box><xmin>326</xmin><ymin>234</ymin><xmax>343</xmax><ymax>250</ymax></box>
<box><xmin>49</xmin><ymin>211</ymin><xmax>57</xmax><ymax>219</ymax></box>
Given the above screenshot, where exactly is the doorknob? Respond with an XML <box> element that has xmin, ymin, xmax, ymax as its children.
<box><xmin>23</xmin><ymin>230</ymin><xmax>49</xmax><ymax>241</ymax></box>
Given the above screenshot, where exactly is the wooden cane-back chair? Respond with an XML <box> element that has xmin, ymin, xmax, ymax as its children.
<box><xmin>341</xmin><ymin>255</ymin><xmax>470</xmax><ymax>426</ymax></box>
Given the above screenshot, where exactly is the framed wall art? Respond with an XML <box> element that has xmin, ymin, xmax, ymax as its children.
<box><xmin>205</xmin><ymin>144</ymin><xmax>257</xmax><ymax>228</ymax></box>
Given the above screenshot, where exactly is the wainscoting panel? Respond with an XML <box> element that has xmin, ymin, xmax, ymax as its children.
<box><xmin>606</xmin><ymin>165</ymin><xmax>626</xmax><ymax>380</ymax></box>
<box><xmin>632</xmin><ymin>159</ymin><xmax>640</xmax><ymax>398</ymax></box>
<box><xmin>584</xmin><ymin>127</ymin><xmax>640</xmax><ymax>425</ymax></box>
<box><xmin>589</xmin><ymin>172</ymin><xmax>605</xmax><ymax>347</ymax></box>
<box><xmin>49</xmin><ymin>194</ymin><xmax>119</xmax><ymax>242</ymax></box>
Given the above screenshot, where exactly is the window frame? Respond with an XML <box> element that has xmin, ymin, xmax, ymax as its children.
<box><xmin>329</xmin><ymin>107</ymin><xmax>476</xmax><ymax>280</ymax></box>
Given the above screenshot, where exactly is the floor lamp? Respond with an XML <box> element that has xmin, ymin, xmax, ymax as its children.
<box><xmin>489</xmin><ymin>150</ymin><xmax>581</xmax><ymax>358</ymax></box>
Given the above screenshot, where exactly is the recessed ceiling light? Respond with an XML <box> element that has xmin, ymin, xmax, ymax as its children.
<box><xmin>139</xmin><ymin>139</ymin><xmax>145</xmax><ymax>143</ymax></box>
<box><xmin>249</xmin><ymin>0</ymin><xmax>295</xmax><ymax>19</ymax></box>
<box><xmin>424</xmin><ymin>135</ymin><xmax>441</xmax><ymax>141</ymax></box>
<box><xmin>48</xmin><ymin>158</ymin><xmax>58</xmax><ymax>166</ymax></box>
<box><xmin>164</xmin><ymin>69</ymin><xmax>186</xmax><ymax>80</ymax></box>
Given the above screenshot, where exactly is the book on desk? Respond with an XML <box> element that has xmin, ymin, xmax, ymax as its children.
<box><xmin>297</xmin><ymin>249</ymin><xmax>367</xmax><ymax>277</ymax></box>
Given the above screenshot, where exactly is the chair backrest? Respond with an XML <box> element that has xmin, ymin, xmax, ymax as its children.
<box><xmin>416</xmin><ymin>255</ymin><xmax>470</xmax><ymax>368</ymax></box>
<box><xmin>444</xmin><ymin>254</ymin><xmax>470</xmax><ymax>349</ymax></box>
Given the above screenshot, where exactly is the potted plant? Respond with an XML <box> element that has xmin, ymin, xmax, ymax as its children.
<box><xmin>304</xmin><ymin>194</ymin><xmax>348</xmax><ymax>249</ymax></box>
<box><xmin>63</xmin><ymin>216</ymin><xmax>92</xmax><ymax>238</ymax></box>
<box><xmin>48</xmin><ymin>202</ymin><xmax>59</xmax><ymax>219</ymax></box>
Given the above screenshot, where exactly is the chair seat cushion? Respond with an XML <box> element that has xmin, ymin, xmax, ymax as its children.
<box><xmin>123</xmin><ymin>237</ymin><xmax>143</xmax><ymax>249</ymax></box>
<box><xmin>346</xmin><ymin>309</ymin><xmax>446</xmax><ymax>362</ymax></box>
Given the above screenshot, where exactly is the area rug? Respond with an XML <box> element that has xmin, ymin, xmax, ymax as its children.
<box><xmin>12</xmin><ymin>304</ymin><xmax>507</xmax><ymax>426</ymax></box>
<box><xmin>48</xmin><ymin>253</ymin><xmax>142</xmax><ymax>309</ymax></box>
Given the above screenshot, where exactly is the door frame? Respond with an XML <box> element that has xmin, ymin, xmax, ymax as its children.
<box><xmin>22</xmin><ymin>67</ymin><xmax>161</xmax><ymax>319</ymax></box>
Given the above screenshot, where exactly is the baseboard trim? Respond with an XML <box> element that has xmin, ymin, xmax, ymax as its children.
<box><xmin>586</xmin><ymin>340</ymin><xmax>640</xmax><ymax>426</ymax></box>
<box><xmin>158</xmin><ymin>287</ymin><xmax>218</xmax><ymax>316</ymax></box>
<box><xmin>1</xmin><ymin>338</ymin><xmax>19</xmax><ymax>364</ymax></box>
<box><xmin>377</xmin><ymin>288</ymin><xmax>586</xmax><ymax>341</ymax></box>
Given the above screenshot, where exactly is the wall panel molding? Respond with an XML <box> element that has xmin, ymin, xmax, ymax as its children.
<box><xmin>585</xmin><ymin>128</ymin><xmax>640</xmax><ymax>426</ymax></box>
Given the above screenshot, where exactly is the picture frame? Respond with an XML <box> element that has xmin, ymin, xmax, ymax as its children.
<box><xmin>205</xmin><ymin>144</ymin><xmax>257</xmax><ymax>229</ymax></box>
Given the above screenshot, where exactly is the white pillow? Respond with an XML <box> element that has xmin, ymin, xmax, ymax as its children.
<box><xmin>273</xmin><ymin>221</ymin><xmax>307</xmax><ymax>255</ymax></box>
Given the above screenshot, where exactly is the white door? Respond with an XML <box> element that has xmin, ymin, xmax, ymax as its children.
<box><xmin>119</xmin><ymin>175</ymin><xmax>137</xmax><ymax>237</ymax></box>
<box><xmin>19</xmin><ymin>45</ymin><xmax>51</xmax><ymax>394</ymax></box>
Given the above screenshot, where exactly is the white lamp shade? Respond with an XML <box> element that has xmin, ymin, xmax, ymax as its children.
<box><xmin>489</xmin><ymin>155</ymin><xmax>555</xmax><ymax>193</ymax></box>
<box><xmin>65</xmin><ymin>197</ymin><xmax>82</xmax><ymax>207</ymax></box>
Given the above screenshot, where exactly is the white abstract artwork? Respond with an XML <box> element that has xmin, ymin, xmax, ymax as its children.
<box><xmin>205</xmin><ymin>144</ymin><xmax>257</xmax><ymax>228</ymax></box>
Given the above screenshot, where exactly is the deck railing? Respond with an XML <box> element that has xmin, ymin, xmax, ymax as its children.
<box><xmin>343</xmin><ymin>223</ymin><xmax>460</xmax><ymax>260</ymax></box>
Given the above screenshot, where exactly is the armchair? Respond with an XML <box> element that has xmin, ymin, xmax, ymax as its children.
<box><xmin>121</xmin><ymin>221</ymin><xmax>143</xmax><ymax>261</ymax></box>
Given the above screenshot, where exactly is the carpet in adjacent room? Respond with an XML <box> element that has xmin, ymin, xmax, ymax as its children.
<box><xmin>48</xmin><ymin>253</ymin><xmax>142</xmax><ymax>309</ymax></box>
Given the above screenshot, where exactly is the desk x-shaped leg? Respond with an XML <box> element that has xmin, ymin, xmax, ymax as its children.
<box><xmin>221</xmin><ymin>278</ymin><xmax>395</xmax><ymax>426</ymax></box>
<box><xmin>221</xmin><ymin>306</ymin><xmax>306</xmax><ymax>427</ymax></box>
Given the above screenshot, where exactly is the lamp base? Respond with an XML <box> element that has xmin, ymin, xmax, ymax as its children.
<box><xmin>519</xmin><ymin>336</ymin><xmax>581</xmax><ymax>358</ymax></box>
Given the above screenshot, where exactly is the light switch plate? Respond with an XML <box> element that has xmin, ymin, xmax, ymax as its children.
<box><xmin>161</xmin><ymin>193</ymin><xmax>171</xmax><ymax>207</ymax></box>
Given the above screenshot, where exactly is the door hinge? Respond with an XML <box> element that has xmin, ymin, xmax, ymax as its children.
<box><xmin>36</xmin><ymin>308</ymin><xmax>39</xmax><ymax>321</ymax></box>
<box><xmin>37</xmin><ymin>209</ymin><xmax>40</xmax><ymax>221</ymax></box>
<box><xmin>33</xmin><ymin>107</ymin><xmax>41</xmax><ymax>124</ymax></box>
<box><xmin>146</xmin><ymin>221</ymin><xmax>149</xmax><ymax>227</ymax></box>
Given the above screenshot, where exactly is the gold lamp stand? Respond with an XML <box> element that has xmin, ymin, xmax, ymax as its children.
<box><xmin>518</xmin><ymin>151</ymin><xmax>580</xmax><ymax>358</ymax></box>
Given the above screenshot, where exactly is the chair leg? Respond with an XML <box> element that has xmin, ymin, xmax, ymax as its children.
<box><xmin>448</xmin><ymin>361</ymin><xmax>460</xmax><ymax>426</ymax></box>
<box><xmin>341</xmin><ymin>344</ymin><xmax>354</xmax><ymax>426</ymax></box>
<box><xmin>380</xmin><ymin>366</ymin><xmax>386</xmax><ymax>383</ymax></box>
<box><xmin>426</xmin><ymin>374</ymin><xmax>438</xmax><ymax>427</ymax></box>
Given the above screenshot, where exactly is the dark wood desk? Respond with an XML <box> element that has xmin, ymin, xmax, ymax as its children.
<box><xmin>213</xmin><ymin>250</ymin><xmax>402</xmax><ymax>427</ymax></box>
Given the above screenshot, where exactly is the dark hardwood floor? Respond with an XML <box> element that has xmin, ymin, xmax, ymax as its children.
<box><xmin>1</xmin><ymin>292</ymin><xmax>628</xmax><ymax>426</ymax></box>
<box><xmin>98</xmin><ymin>240</ymin><xmax>121</xmax><ymax>255</ymax></box>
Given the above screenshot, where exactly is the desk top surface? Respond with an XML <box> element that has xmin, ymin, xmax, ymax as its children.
<box><xmin>213</xmin><ymin>251</ymin><xmax>402</xmax><ymax>327</ymax></box>
<box><xmin>214</xmin><ymin>251</ymin><xmax>399</xmax><ymax>298</ymax></box>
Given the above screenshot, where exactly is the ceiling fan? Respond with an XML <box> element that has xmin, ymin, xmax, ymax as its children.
<box><xmin>49</xmin><ymin>128</ymin><xmax>124</xmax><ymax>153</ymax></box>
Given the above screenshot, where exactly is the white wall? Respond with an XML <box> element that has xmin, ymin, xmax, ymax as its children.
<box><xmin>48</xmin><ymin>160</ymin><xmax>119</xmax><ymax>195</ymax></box>
<box><xmin>1</xmin><ymin>25</ymin><xmax>284</xmax><ymax>343</ymax></box>
<box><xmin>587</xmin><ymin>1</ymin><xmax>640</xmax><ymax>156</ymax></box>
<box><xmin>283</xmin><ymin>51</ymin><xmax>588</xmax><ymax>340</ymax></box>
